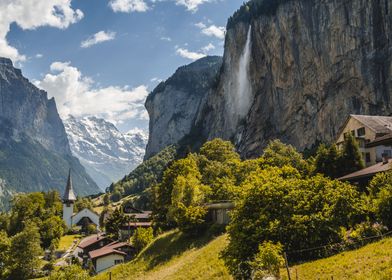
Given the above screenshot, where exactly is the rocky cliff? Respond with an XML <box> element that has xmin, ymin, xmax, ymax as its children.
<box><xmin>0</xmin><ymin>58</ymin><xmax>100</xmax><ymax>205</ymax></box>
<box><xmin>64</xmin><ymin>116</ymin><xmax>147</xmax><ymax>189</ymax></box>
<box><xmin>146</xmin><ymin>0</ymin><xmax>392</xmax><ymax>159</ymax></box>
<box><xmin>145</xmin><ymin>56</ymin><xmax>222</xmax><ymax>159</ymax></box>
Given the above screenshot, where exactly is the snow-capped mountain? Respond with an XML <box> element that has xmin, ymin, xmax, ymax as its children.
<box><xmin>64</xmin><ymin>116</ymin><xmax>148</xmax><ymax>190</ymax></box>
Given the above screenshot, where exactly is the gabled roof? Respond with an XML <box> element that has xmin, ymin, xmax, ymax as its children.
<box><xmin>339</xmin><ymin>159</ymin><xmax>392</xmax><ymax>181</ymax></box>
<box><xmin>350</xmin><ymin>115</ymin><xmax>392</xmax><ymax>134</ymax></box>
<box><xmin>78</xmin><ymin>234</ymin><xmax>110</xmax><ymax>249</ymax></box>
<box><xmin>63</xmin><ymin>169</ymin><xmax>77</xmax><ymax>202</ymax></box>
<box><xmin>88</xmin><ymin>247</ymin><xmax>126</xmax><ymax>260</ymax></box>
<box><xmin>72</xmin><ymin>207</ymin><xmax>100</xmax><ymax>218</ymax></box>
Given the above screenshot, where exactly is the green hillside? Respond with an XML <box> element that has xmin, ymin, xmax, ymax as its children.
<box><xmin>92</xmin><ymin>234</ymin><xmax>392</xmax><ymax>280</ymax></box>
<box><xmin>0</xmin><ymin>136</ymin><xmax>99</xmax><ymax>210</ymax></box>
<box><xmin>281</xmin><ymin>237</ymin><xmax>392</xmax><ymax>280</ymax></box>
<box><xmin>92</xmin><ymin>230</ymin><xmax>232</xmax><ymax>280</ymax></box>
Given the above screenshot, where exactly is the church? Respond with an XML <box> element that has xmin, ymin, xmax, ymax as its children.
<box><xmin>62</xmin><ymin>171</ymin><xmax>100</xmax><ymax>230</ymax></box>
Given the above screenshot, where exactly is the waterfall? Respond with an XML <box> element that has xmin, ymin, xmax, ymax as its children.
<box><xmin>236</xmin><ymin>26</ymin><xmax>252</xmax><ymax>118</ymax></box>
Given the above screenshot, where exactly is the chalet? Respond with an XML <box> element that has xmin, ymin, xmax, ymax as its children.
<box><xmin>205</xmin><ymin>201</ymin><xmax>234</xmax><ymax>225</ymax></box>
<box><xmin>62</xmin><ymin>170</ymin><xmax>100</xmax><ymax>230</ymax></box>
<box><xmin>120</xmin><ymin>205</ymin><xmax>152</xmax><ymax>239</ymax></box>
<box><xmin>77</xmin><ymin>234</ymin><xmax>112</xmax><ymax>256</ymax></box>
<box><xmin>336</xmin><ymin>115</ymin><xmax>392</xmax><ymax>166</ymax></box>
<box><xmin>339</xmin><ymin>157</ymin><xmax>392</xmax><ymax>186</ymax></box>
<box><xmin>88</xmin><ymin>241</ymin><xmax>134</xmax><ymax>273</ymax></box>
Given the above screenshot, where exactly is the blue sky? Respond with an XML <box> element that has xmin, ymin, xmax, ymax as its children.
<box><xmin>1</xmin><ymin>0</ymin><xmax>243</xmax><ymax>132</ymax></box>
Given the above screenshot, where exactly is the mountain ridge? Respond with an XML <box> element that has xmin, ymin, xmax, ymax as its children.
<box><xmin>64</xmin><ymin>116</ymin><xmax>148</xmax><ymax>190</ymax></box>
<box><xmin>0</xmin><ymin>57</ymin><xmax>100</xmax><ymax>208</ymax></box>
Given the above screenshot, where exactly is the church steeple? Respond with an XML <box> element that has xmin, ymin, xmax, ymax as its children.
<box><xmin>63</xmin><ymin>169</ymin><xmax>77</xmax><ymax>203</ymax></box>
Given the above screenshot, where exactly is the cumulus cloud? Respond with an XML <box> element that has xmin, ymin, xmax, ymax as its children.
<box><xmin>202</xmin><ymin>43</ymin><xmax>215</xmax><ymax>52</ymax></box>
<box><xmin>160</xmin><ymin>36</ymin><xmax>172</xmax><ymax>42</ymax></box>
<box><xmin>0</xmin><ymin>0</ymin><xmax>83</xmax><ymax>61</ymax></box>
<box><xmin>196</xmin><ymin>22</ymin><xmax>225</xmax><ymax>39</ymax></box>
<box><xmin>176</xmin><ymin>47</ymin><xmax>206</xmax><ymax>61</ymax></box>
<box><xmin>81</xmin><ymin>31</ymin><xmax>116</xmax><ymax>48</ymax></box>
<box><xmin>34</xmin><ymin>62</ymin><xmax>149</xmax><ymax>125</ymax></box>
<box><xmin>175</xmin><ymin>0</ymin><xmax>211</xmax><ymax>12</ymax></box>
<box><xmin>109</xmin><ymin>0</ymin><xmax>149</xmax><ymax>13</ymax></box>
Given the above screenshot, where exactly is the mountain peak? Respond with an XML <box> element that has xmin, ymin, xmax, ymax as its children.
<box><xmin>0</xmin><ymin>57</ymin><xmax>13</xmax><ymax>67</ymax></box>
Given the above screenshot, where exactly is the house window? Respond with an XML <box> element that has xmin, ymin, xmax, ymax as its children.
<box><xmin>366</xmin><ymin>153</ymin><xmax>371</xmax><ymax>163</ymax></box>
<box><xmin>114</xmin><ymin>259</ymin><xmax>123</xmax><ymax>265</ymax></box>
<box><xmin>384</xmin><ymin>150</ymin><xmax>392</xmax><ymax>157</ymax></box>
<box><xmin>357</xmin><ymin>127</ymin><xmax>365</xmax><ymax>137</ymax></box>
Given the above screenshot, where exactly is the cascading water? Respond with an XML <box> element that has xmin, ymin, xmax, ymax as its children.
<box><xmin>235</xmin><ymin>25</ymin><xmax>252</xmax><ymax>118</ymax></box>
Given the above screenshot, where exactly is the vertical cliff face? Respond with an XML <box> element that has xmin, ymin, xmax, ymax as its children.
<box><xmin>199</xmin><ymin>0</ymin><xmax>392</xmax><ymax>157</ymax></box>
<box><xmin>145</xmin><ymin>56</ymin><xmax>222</xmax><ymax>159</ymax></box>
<box><xmin>0</xmin><ymin>57</ymin><xmax>70</xmax><ymax>155</ymax></box>
<box><xmin>0</xmin><ymin>57</ymin><xmax>99</xmax><ymax>203</ymax></box>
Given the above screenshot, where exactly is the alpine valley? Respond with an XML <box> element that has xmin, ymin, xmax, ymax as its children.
<box><xmin>0</xmin><ymin>58</ymin><xmax>100</xmax><ymax>209</ymax></box>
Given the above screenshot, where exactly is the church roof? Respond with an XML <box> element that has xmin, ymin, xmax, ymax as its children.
<box><xmin>63</xmin><ymin>169</ymin><xmax>77</xmax><ymax>202</ymax></box>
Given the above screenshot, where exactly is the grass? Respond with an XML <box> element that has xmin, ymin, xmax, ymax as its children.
<box><xmin>57</xmin><ymin>234</ymin><xmax>81</xmax><ymax>252</ymax></box>
<box><xmin>281</xmin><ymin>237</ymin><xmax>392</xmax><ymax>280</ymax></box>
<box><xmin>92</xmin><ymin>230</ymin><xmax>232</xmax><ymax>280</ymax></box>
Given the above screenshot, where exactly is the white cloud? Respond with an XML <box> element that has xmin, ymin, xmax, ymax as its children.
<box><xmin>196</xmin><ymin>22</ymin><xmax>225</xmax><ymax>39</ymax></box>
<box><xmin>34</xmin><ymin>62</ymin><xmax>149</xmax><ymax>124</ymax></box>
<box><xmin>81</xmin><ymin>31</ymin><xmax>116</xmax><ymax>48</ymax></box>
<box><xmin>176</xmin><ymin>47</ymin><xmax>206</xmax><ymax>61</ymax></box>
<box><xmin>109</xmin><ymin>0</ymin><xmax>149</xmax><ymax>13</ymax></box>
<box><xmin>202</xmin><ymin>43</ymin><xmax>215</xmax><ymax>52</ymax></box>
<box><xmin>175</xmin><ymin>0</ymin><xmax>211</xmax><ymax>12</ymax></box>
<box><xmin>150</xmin><ymin>77</ymin><xmax>163</xmax><ymax>83</ymax></box>
<box><xmin>35</xmin><ymin>53</ymin><xmax>43</xmax><ymax>58</ymax></box>
<box><xmin>160</xmin><ymin>36</ymin><xmax>172</xmax><ymax>42</ymax></box>
<box><xmin>0</xmin><ymin>0</ymin><xmax>83</xmax><ymax>61</ymax></box>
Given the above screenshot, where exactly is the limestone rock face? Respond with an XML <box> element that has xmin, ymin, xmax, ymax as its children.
<box><xmin>146</xmin><ymin>0</ymin><xmax>392</xmax><ymax>159</ymax></box>
<box><xmin>201</xmin><ymin>0</ymin><xmax>392</xmax><ymax>157</ymax></box>
<box><xmin>0</xmin><ymin>57</ymin><xmax>70</xmax><ymax>154</ymax></box>
<box><xmin>145</xmin><ymin>56</ymin><xmax>222</xmax><ymax>159</ymax></box>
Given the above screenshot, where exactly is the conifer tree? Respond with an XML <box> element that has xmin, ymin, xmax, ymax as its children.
<box><xmin>340</xmin><ymin>134</ymin><xmax>365</xmax><ymax>175</ymax></box>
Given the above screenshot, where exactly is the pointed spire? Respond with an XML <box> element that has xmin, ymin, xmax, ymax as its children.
<box><xmin>63</xmin><ymin>169</ymin><xmax>77</xmax><ymax>202</ymax></box>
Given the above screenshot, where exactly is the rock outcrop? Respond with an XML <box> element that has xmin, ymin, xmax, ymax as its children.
<box><xmin>145</xmin><ymin>56</ymin><xmax>222</xmax><ymax>159</ymax></box>
<box><xmin>146</xmin><ymin>0</ymin><xmax>392</xmax><ymax>159</ymax></box>
<box><xmin>0</xmin><ymin>57</ymin><xmax>100</xmax><ymax>203</ymax></box>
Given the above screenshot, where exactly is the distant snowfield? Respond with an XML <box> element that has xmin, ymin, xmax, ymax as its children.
<box><xmin>64</xmin><ymin>116</ymin><xmax>148</xmax><ymax>190</ymax></box>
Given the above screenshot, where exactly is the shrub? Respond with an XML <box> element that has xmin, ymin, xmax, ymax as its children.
<box><xmin>222</xmin><ymin>169</ymin><xmax>361</xmax><ymax>279</ymax></box>
<box><xmin>48</xmin><ymin>265</ymin><xmax>89</xmax><ymax>280</ymax></box>
<box><xmin>250</xmin><ymin>241</ymin><xmax>284</xmax><ymax>279</ymax></box>
<box><xmin>131</xmin><ymin>227</ymin><xmax>154</xmax><ymax>253</ymax></box>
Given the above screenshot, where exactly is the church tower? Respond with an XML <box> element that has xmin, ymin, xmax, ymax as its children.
<box><xmin>63</xmin><ymin>169</ymin><xmax>77</xmax><ymax>228</ymax></box>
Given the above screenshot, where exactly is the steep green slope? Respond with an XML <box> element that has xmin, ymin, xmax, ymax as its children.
<box><xmin>282</xmin><ymin>237</ymin><xmax>392</xmax><ymax>280</ymax></box>
<box><xmin>92</xmin><ymin>230</ymin><xmax>232</xmax><ymax>280</ymax></box>
<box><xmin>108</xmin><ymin>145</ymin><xmax>177</xmax><ymax>208</ymax></box>
<box><xmin>0</xmin><ymin>135</ymin><xmax>99</xmax><ymax>204</ymax></box>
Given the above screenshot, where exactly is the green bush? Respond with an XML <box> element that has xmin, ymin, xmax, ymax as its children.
<box><xmin>222</xmin><ymin>168</ymin><xmax>362</xmax><ymax>279</ymax></box>
<box><xmin>131</xmin><ymin>227</ymin><xmax>154</xmax><ymax>253</ymax></box>
<box><xmin>250</xmin><ymin>241</ymin><xmax>284</xmax><ymax>279</ymax></box>
<box><xmin>48</xmin><ymin>265</ymin><xmax>89</xmax><ymax>280</ymax></box>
